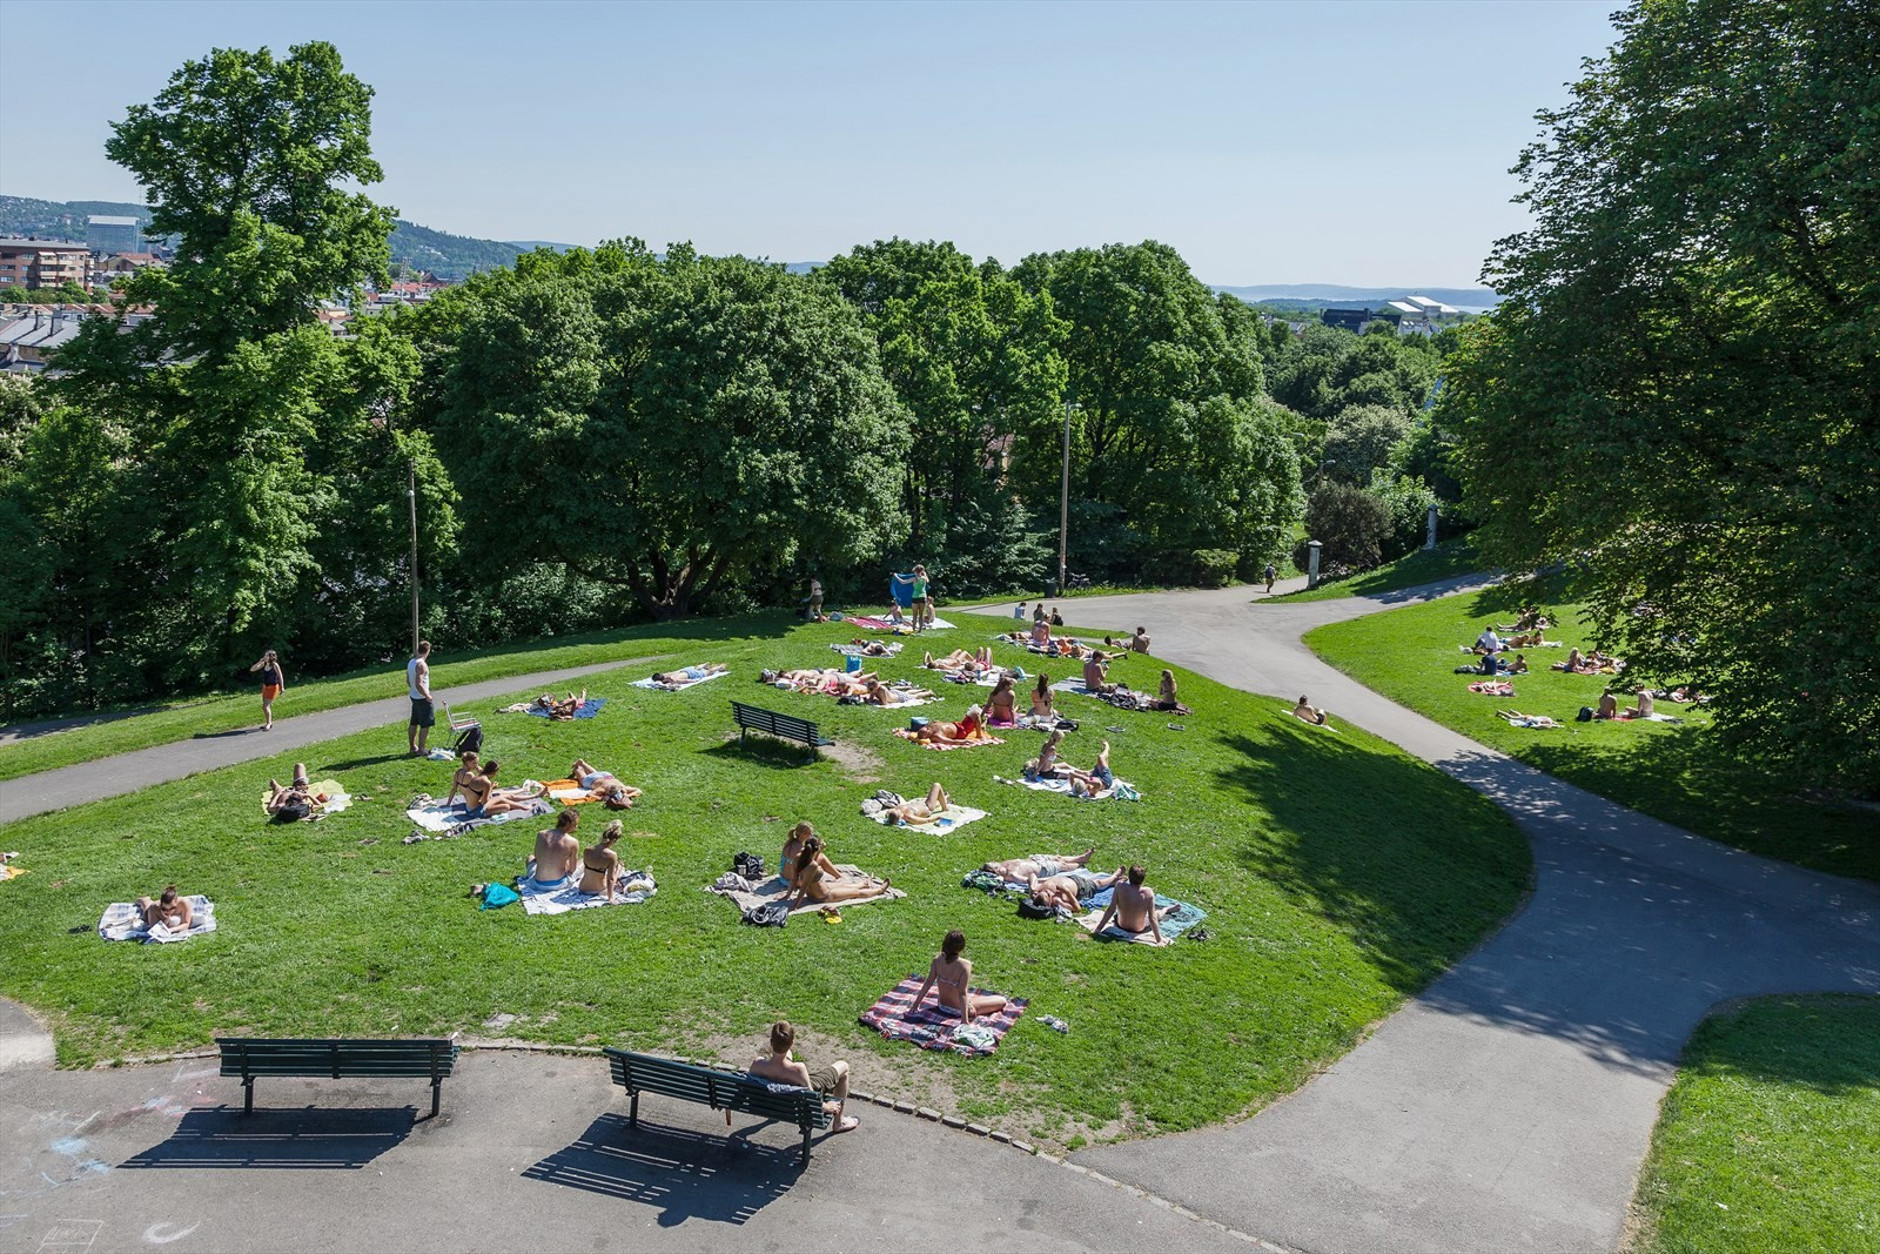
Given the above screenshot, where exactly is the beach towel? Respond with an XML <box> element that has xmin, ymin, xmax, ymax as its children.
<box><xmin>859</xmin><ymin>974</ymin><xmax>1026</xmax><ymax>1056</ymax></box>
<box><xmin>1467</xmin><ymin>681</ymin><xmax>1516</xmax><ymax>696</ymax></box>
<box><xmin>405</xmin><ymin>797</ymin><xmax>550</xmax><ymax>834</ymax></box>
<box><xmin>99</xmin><ymin>896</ymin><xmax>217</xmax><ymax>943</ymax></box>
<box><xmin>1076</xmin><ymin>890</ymin><xmax>1207</xmax><ymax>945</ymax></box>
<box><xmin>0</xmin><ymin>864</ymin><xmax>26</xmax><ymax>883</ymax></box>
<box><xmin>1502</xmin><ymin>716</ymin><xmax>1562</xmax><ymax>729</ymax></box>
<box><xmin>520</xmin><ymin>697</ymin><xmax>606</xmax><ymax>719</ymax></box>
<box><xmin>259</xmin><ymin>781</ymin><xmax>351</xmax><ymax>820</ymax></box>
<box><xmin>707</xmin><ymin>866</ymin><xmax>904</xmax><ymax>916</ymax></box>
<box><xmin>829</xmin><ymin>642</ymin><xmax>903</xmax><ymax>658</ymax></box>
<box><xmin>891</xmin><ymin>729</ymin><xmax>1006</xmax><ymax>751</ymax></box>
<box><xmin>1008</xmin><ymin>775</ymin><xmax>1140</xmax><ymax>801</ymax></box>
<box><xmin>516</xmin><ymin>869</ymin><xmax>657</xmax><ymax>915</ymax></box>
<box><xmin>848</xmin><ymin>614</ymin><xmax>955</xmax><ymax>634</ymax></box>
<box><xmin>864</xmin><ymin>803</ymin><xmax>989</xmax><ymax>833</ymax></box>
<box><xmin>630</xmin><ymin>668</ymin><xmax>729</xmax><ymax>692</ymax></box>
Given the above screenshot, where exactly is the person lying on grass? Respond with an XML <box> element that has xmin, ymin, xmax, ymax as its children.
<box><xmin>1291</xmin><ymin>696</ymin><xmax>1330</xmax><ymax>727</ymax></box>
<box><xmin>264</xmin><ymin>763</ymin><xmax>327</xmax><ymax>817</ymax></box>
<box><xmin>749</xmin><ymin>1020</ymin><xmax>859</xmax><ymax>1136</ymax></box>
<box><xmin>902</xmin><ymin>706</ymin><xmax>991</xmax><ymax>747</ymax></box>
<box><xmin>922</xmin><ymin>647</ymin><xmax>994</xmax><ymax>672</ymax></box>
<box><xmin>986</xmin><ymin>675</ymin><xmax>1019</xmax><ymax>725</ymax></box>
<box><xmin>1095</xmin><ymin>864</ymin><xmax>1179</xmax><ymax>945</ymax></box>
<box><xmin>981</xmin><ymin>848</ymin><xmax>1098</xmax><ymax>883</ymax></box>
<box><xmin>785</xmin><ymin>833</ymin><xmax>891</xmax><ymax>907</ymax></box>
<box><xmin>652</xmin><ymin>662</ymin><xmax>728</xmax><ymax>686</ymax></box>
<box><xmin>526</xmin><ymin>809</ymin><xmax>582</xmax><ymax>888</ymax></box>
<box><xmin>1502</xmin><ymin>654</ymin><xmax>1530</xmax><ymax>675</ymax></box>
<box><xmin>136</xmin><ymin>884</ymin><xmax>193</xmax><ymax>931</ymax></box>
<box><xmin>1496</xmin><ymin>709</ymin><xmax>1565</xmax><ymax>728</ymax></box>
<box><xmin>1066</xmin><ymin>740</ymin><xmax>1117</xmax><ymax>797</ymax></box>
<box><xmin>863</xmin><ymin>676</ymin><xmax>934</xmax><ymax>706</ymax></box>
<box><xmin>1493</xmin><ymin>607</ymin><xmax>1551</xmax><ymax>633</ymax></box>
<box><xmin>1027</xmin><ymin>864</ymin><xmax>1126</xmax><ymax>913</ymax></box>
<box><xmin>569</xmin><ymin>759</ymin><xmax>641</xmax><ymax>809</ymax></box>
<box><xmin>1152</xmin><ymin>670</ymin><xmax>1191</xmax><ymax>715</ymax></box>
<box><xmin>880</xmin><ymin>782</ymin><xmax>954</xmax><ymax>826</ymax></box>
<box><xmin>577</xmin><ymin>820</ymin><xmax>629</xmax><ymax>901</ymax></box>
<box><xmin>529</xmin><ymin>689</ymin><xmax>589</xmax><ymax>720</ymax></box>
<box><xmin>848</xmin><ymin>638</ymin><xmax>896</xmax><ymax>657</ymax></box>
<box><xmin>909</xmin><ymin>929</ymin><xmax>1005</xmax><ymax>1024</ymax></box>
<box><xmin>1502</xmin><ymin>631</ymin><xmax>1556</xmax><ymax>649</ymax></box>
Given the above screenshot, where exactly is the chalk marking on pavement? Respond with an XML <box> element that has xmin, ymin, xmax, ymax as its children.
<box><xmin>35</xmin><ymin>1218</ymin><xmax>101</xmax><ymax>1253</ymax></box>
<box><xmin>142</xmin><ymin>1221</ymin><xmax>201</xmax><ymax>1245</ymax></box>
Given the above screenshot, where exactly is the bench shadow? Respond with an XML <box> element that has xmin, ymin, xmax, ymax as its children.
<box><xmin>700</xmin><ymin>737</ymin><xmax>823</xmax><ymax>771</ymax></box>
<box><xmin>523</xmin><ymin>1113</ymin><xmax>799</xmax><ymax>1226</ymax></box>
<box><xmin>118</xmin><ymin>1105</ymin><xmax>414</xmax><ymax>1169</ymax></box>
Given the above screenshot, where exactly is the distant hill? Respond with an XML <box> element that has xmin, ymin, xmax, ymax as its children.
<box><xmin>0</xmin><ymin>194</ymin><xmax>146</xmax><ymax>241</ymax></box>
<box><xmin>1214</xmin><ymin>283</ymin><xmax>1498</xmax><ymax>313</ymax></box>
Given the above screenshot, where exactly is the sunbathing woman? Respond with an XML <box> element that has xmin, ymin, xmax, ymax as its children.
<box><xmin>849</xmin><ymin>638</ymin><xmax>896</xmax><ymax>657</ymax></box>
<box><xmin>881</xmin><ymin>782</ymin><xmax>954</xmax><ymax>826</ymax></box>
<box><xmin>459</xmin><ymin>760</ymin><xmax>543</xmax><ymax>816</ymax></box>
<box><xmin>1024</xmin><ymin>729</ymin><xmax>1068</xmax><ymax>779</ymax></box>
<box><xmin>1152</xmin><ymin>670</ymin><xmax>1191</xmax><ymax>714</ymax></box>
<box><xmin>1065</xmin><ymin>740</ymin><xmax>1116</xmax><ymax>797</ymax></box>
<box><xmin>780</xmin><ymin>821</ymin><xmax>836</xmax><ymax>884</ymax></box>
<box><xmin>863</xmin><ymin>676</ymin><xmax>928</xmax><ymax>706</ymax></box>
<box><xmin>447</xmin><ymin>750</ymin><xmax>484</xmax><ymax>807</ymax></box>
<box><xmin>264</xmin><ymin>763</ymin><xmax>324</xmax><ymax>816</ymax></box>
<box><xmin>530</xmin><ymin>689</ymin><xmax>588</xmax><ymax>720</ymax></box>
<box><xmin>1291</xmin><ymin>696</ymin><xmax>1329</xmax><ymax>727</ymax></box>
<box><xmin>136</xmin><ymin>884</ymin><xmax>194</xmax><ymax>931</ymax></box>
<box><xmin>1030</xmin><ymin>673</ymin><xmax>1056</xmax><ymax>719</ymax></box>
<box><xmin>652</xmin><ymin>662</ymin><xmax>727</xmax><ymax>686</ymax></box>
<box><xmin>577</xmin><ymin>820</ymin><xmax>628</xmax><ymax>901</ymax></box>
<box><xmin>1496</xmin><ymin>709</ymin><xmax>1564</xmax><ymax>728</ymax></box>
<box><xmin>985</xmin><ymin>675</ymin><xmax>1019</xmax><ymax>725</ymax></box>
<box><xmin>923</xmin><ymin>647</ymin><xmax>993</xmax><ymax>672</ymax></box>
<box><xmin>785</xmin><ymin>834</ymin><xmax>890</xmax><ymax>908</ymax></box>
<box><xmin>904</xmin><ymin>705</ymin><xmax>991</xmax><ymax>747</ymax></box>
<box><xmin>566</xmin><ymin>760</ymin><xmax>641</xmax><ymax>809</ymax></box>
<box><xmin>981</xmin><ymin>848</ymin><xmax>1097</xmax><ymax>883</ymax></box>
<box><xmin>908</xmin><ymin>929</ymin><xmax>1005</xmax><ymax>1025</ymax></box>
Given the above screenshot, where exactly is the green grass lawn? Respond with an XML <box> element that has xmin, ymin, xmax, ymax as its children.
<box><xmin>0</xmin><ymin>611</ymin><xmax>1528</xmax><ymax>1149</ymax></box>
<box><xmin>1305</xmin><ymin>593</ymin><xmax>1879</xmax><ymax>882</ymax></box>
<box><xmin>1268</xmin><ymin>538</ymin><xmax>1484</xmax><ymax>603</ymax></box>
<box><xmin>1630</xmin><ymin>995</ymin><xmax>1880</xmax><ymax>1254</ymax></box>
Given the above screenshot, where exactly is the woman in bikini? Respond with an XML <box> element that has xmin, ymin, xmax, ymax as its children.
<box><xmin>780</xmin><ymin>821</ymin><xmax>838</xmax><ymax>884</ymax></box>
<box><xmin>1151</xmin><ymin>669</ymin><xmax>1191</xmax><ymax>714</ymax></box>
<box><xmin>986</xmin><ymin>675</ymin><xmax>1018</xmax><ymax>724</ymax></box>
<box><xmin>264</xmin><ymin>762</ymin><xmax>321</xmax><ymax>816</ymax></box>
<box><xmin>785</xmin><ymin>834</ymin><xmax>890</xmax><ymax>908</ymax></box>
<box><xmin>568</xmin><ymin>759</ymin><xmax>641</xmax><ymax>809</ymax></box>
<box><xmin>882</xmin><ymin>782</ymin><xmax>953</xmax><ymax>826</ymax></box>
<box><xmin>458</xmin><ymin>760</ymin><xmax>542</xmax><ymax>816</ymax></box>
<box><xmin>906</xmin><ymin>705</ymin><xmax>990</xmax><ymax>747</ymax></box>
<box><xmin>577</xmin><ymin>820</ymin><xmax>628</xmax><ymax>901</ymax></box>
<box><xmin>908</xmin><ymin>929</ymin><xmax>1005</xmax><ymax>1024</ymax></box>
<box><xmin>1030</xmin><ymin>673</ymin><xmax>1056</xmax><ymax>719</ymax></box>
<box><xmin>1025</xmin><ymin>729</ymin><xmax>1067</xmax><ymax>779</ymax></box>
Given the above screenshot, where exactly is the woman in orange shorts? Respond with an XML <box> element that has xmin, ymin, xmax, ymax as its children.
<box><xmin>249</xmin><ymin>649</ymin><xmax>286</xmax><ymax>730</ymax></box>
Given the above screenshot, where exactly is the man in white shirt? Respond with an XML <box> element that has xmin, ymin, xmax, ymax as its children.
<box><xmin>406</xmin><ymin>640</ymin><xmax>434</xmax><ymax>755</ymax></box>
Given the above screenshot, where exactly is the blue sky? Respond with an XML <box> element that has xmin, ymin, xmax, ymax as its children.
<box><xmin>0</xmin><ymin>0</ymin><xmax>1618</xmax><ymax>287</ymax></box>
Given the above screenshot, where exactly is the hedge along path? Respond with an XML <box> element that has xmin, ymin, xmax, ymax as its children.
<box><xmin>0</xmin><ymin>611</ymin><xmax>1528</xmax><ymax>1150</ymax></box>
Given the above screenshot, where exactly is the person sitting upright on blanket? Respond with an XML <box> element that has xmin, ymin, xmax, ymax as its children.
<box><xmin>785</xmin><ymin>834</ymin><xmax>891</xmax><ymax>907</ymax></box>
<box><xmin>1096</xmin><ymin>864</ymin><xmax>1178</xmax><ymax>944</ymax></box>
<box><xmin>1030</xmin><ymin>673</ymin><xmax>1056</xmax><ymax>719</ymax></box>
<box><xmin>1596</xmin><ymin>688</ymin><xmax>1620</xmax><ymax>720</ymax></box>
<box><xmin>981</xmin><ymin>848</ymin><xmax>1097</xmax><ymax>884</ymax></box>
<box><xmin>909</xmin><ymin>929</ymin><xmax>1005</xmax><ymax>1024</ymax></box>
<box><xmin>462</xmin><ymin>760</ymin><xmax>544</xmax><ymax>817</ymax></box>
<box><xmin>526</xmin><ymin>809</ymin><xmax>582</xmax><ymax>887</ymax></box>
<box><xmin>136</xmin><ymin>884</ymin><xmax>193</xmax><ymax>931</ymax></box>
<box><xmin>750</xmin><ymin>1020</ymin><xmax>859</xmax><ymax>1136</ymax></box>
<box><xmin>1504</xmin><ymin>653</ymin><xmax>1529</xmax><ymax>675</ymax></box>
<box><xmin>568</xmin><ymin>759</ymin><xmax>641</xmax><ymax>809</ymax></box>
<box><xmin>987</xmin><ymin>675</ymin><xmax>1018</xmax><ymax>725</ymax></box>
<box><xmin>1082</xmin><ymin>650</ymin><xmax>1118</xmax><ymax>694</ymax></box>
<box><xmin>577</xmin><ymin>820</ymin><xmax>628</xmax><ymax>902</ymax></box>
<box><xmin>1152</xmin><ymin>670</ymin><xmax>1191</xmax><ymax>714</ymax></box>
<box><xmin>1024</xmin><ymin>729</ymin><xmax>1068</xmax><ymax>780</ymax></box>
<box><xmin>1128</xmin><ymin>626</ymin><xmax>1151</xmax><ymax>654</ymax></box>
<box><xmin>1066</xmin><ymin>740</ymin><xmax>1116</xmax><ymax>797</ymax></box>
<box><xmin>1028</xmin><ymin>864</ymin><xmax>1126</xmax><ymax>913</ymax></box>
<box><xmin>653</xmin><ymin>662</ymin><xmax>727</xmax><ymax>687</ymax></box>
<box><xmin>1029</xmin><ymin>618</ymin><xmax>1051</xmax><ymax>647</ymax></box>
<box><xmin>780</xmin><ymin>821</ymin><xmax>839</xmax><ymax>885</ymax></box>
<box><xmin>882</xmin><ymin>782</ymin><xmax>953</xmax><ymax>826</ymax></box>
<box><xmin>447</xmin><ymin>750</ymin><xmax>484</xmax><ymax>807</ymax></box>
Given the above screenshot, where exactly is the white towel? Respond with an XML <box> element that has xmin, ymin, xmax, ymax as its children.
<box><xmin>864</xmin><ymin>804</ymin><xmax>989</xmax><ymax>833</ymax></box>
<box><xmin>518</xmin><ymin>871</ymin><xmax>658</xmax><ymax>915</ymax></box>
<box><xmin>1009</xmin><ymin>776</ymin><xmax>1137</xmax><ymax>801</ymax></box>
<box><xmin>629</xmin><ymin>668</ymin><xmax>729</xmax><ymax>691</ymax></box>
<box><xmin>706</xmin><ymin>866</ymin><xmax>903</xmax><ymax>916</ymax></box>
<box><xmin>99</xmin><ymin>896</ymin><xmax>217</xmax><ymax>943</ymax></box>
<box><xmin>405</xmin><ymin>800</ymin><xmax>547</xmax><ymax>833</ymax></box>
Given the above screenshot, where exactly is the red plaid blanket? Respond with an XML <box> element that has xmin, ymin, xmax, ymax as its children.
<box><xmin>858</xmin><ymin>974</ymin><xmax>1027</xmax><ymax>1056</ymax></box>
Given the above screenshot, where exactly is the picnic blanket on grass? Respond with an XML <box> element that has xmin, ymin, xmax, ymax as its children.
<box><xmin>630</xmin><ymin>669</ymin><xmax>729</xmax><ymax>692</ymax></box>
<box><xmin>525</xmin><ymin>697</ymin><xmax>606</xmax><ymax>719</ymax></box>
<box><xmin>516</xmin><ymin>870</ymin><xmax>656</xmax><ymax>914</ymax></box>
<box><xmin>1467</xmin><ymin>680</ymin><xmax>1516</xmax><ymax>696</ymax></box>
<box><xmin>859</xmin><ymin>974</ymin><xmax>1026</xmax><ymax>1056</ymax></box>
<box><xmin>891</xmin><ymin>729</ymin><xmax>1005</xmax><ymax>751</ymax></box>
<box><xmin>99</xmin><ymin>896</ymin><xmax>217</xmax><ymax>943</ymax></box>
<box><xmin>1076</xmin><ymin>890</ymin><xmax>1207</xmax><ymax>945</ymax></box>
<box><xmin>706</xmin><ymin>867</ymin><xmax>904</xmax><ymax>916</ymax></box>
<box><xmin>406</xmin><ymin>797</ymin><xmax>550</xmax><ymax>834</ymax></box>
<box><xmin>830</xmin><ymin>642</ymin><xmax>904</xmax><ymax>658</ymax></box>
<box><xmin>864</xmin><ymin>804</ymin><xmax>988</xmax><ymax>833</ymax></box>
<box><xmin>847</xmin><ymin>615</ymin><xmax>956</xmax><ymax>633</ymax></box>
<box><xmin>1008</xmin><ymin>775</ymin><xmax>1141</xmax><ymax>802</ymax></box>
<box><xmin>258</xmin><ymin>781</ymin><xmax>350</xmax><ymax>819</ymax></box>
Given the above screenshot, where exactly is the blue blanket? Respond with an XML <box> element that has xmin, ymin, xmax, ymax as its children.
<box><xmin>1079</xmin><ymin>889</ymin><xmax>1207</xmax><ymax>942</ymax></box>
<box><xmin>528</xmin><ymin>697</ymin><xmax>606</xmax><ymax>720</ymax></box>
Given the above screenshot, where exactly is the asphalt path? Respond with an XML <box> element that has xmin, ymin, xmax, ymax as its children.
<box><xmin>988</xmin><ymin>580</ymin><xmax>1880</xmax><ymax>1253</ymax></box>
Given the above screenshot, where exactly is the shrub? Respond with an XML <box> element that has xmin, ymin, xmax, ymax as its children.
<box><xmin>1301</xmin><ymin>482</ymin><xmax>1390</xmax><ymax>572</ymax></box>
<box><xmin>1191</xmin><ymin>549</ymin><xmax>1239</xmax><ymax>587</ymax></box>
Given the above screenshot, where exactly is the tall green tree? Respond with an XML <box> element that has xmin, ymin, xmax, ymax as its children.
<box><xmin>1447</xmin><ymin>0</ymin><xmax>1880</xmax><ymax>791</ymax></box>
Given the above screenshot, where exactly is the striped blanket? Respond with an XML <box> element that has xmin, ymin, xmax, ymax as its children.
<box><xmin>858</xmin><ymin>974</ymin><xmax>1026</xmax><ymax>1056</ymax></box>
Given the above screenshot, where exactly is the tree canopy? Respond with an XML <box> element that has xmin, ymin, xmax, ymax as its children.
<box><xmin>1446</xmin><ymin>0</ymin><xmax>1880</xmax><ymax>790</ymax></box>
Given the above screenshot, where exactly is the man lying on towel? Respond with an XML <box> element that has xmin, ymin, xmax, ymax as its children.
<box><xmin>981</xmin><ymin>847</ymin><xmax>1098</xmax><ymax>885</ymax></box>
<box><xmin>531</xmin><ymin>689</ymin><xmax>588</xmax><ymax>720</ymax></box>
<box><xmin>1028</xmin><ymin>864</ymin><xmax>1126</xmax><ymax>913</ymax></box>
<box><xmin>652</xmin><ymin>662</ymin><xmax>728</xmax><ymax>686</ymax></box>
<box><xmin>569</xmin><ymin>758</ymin><xmax>642</xmax><ymax>809</ymax></box>
<box><xmin>1095</xmin><ymin>864</ymin><xmax>1180</xmax><ymax>945</ymax></box>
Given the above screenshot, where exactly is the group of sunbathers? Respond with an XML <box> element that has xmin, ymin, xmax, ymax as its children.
<box><xmin>1019</xmin><ymin>731</ymin><xmax>1118</xmax><ymax>795</ymax></box>
<box><xmin>980</xmin><ymin>849</ymin><xmax>1179</xmax><ymax>944</ymax></box>
<box><xmin>759</xmin><ymin>667</ymin><xmax>935</xmax><ymax>706</ymax></box>
<box><xmin>264</xmin><ymin>762</ymin><xmax>332</xmax><ymax>819</ymax></box>
<box><xmin>1553</xmin><ymin>647</ymin><xmax>1624</xmax><ymax>675</ymax></box>
<box><xmin>521</xmin><ymin>807</ymin><xmax>651</xmax><ymax>902</ymax></box>
<box><xmin>525</xmin><ymin>689</ymin><xmax>590</xmax><ymax>719</ymax></box>
<box><xmin>781</xmin><ymin>821</ymin><xmax>892</xmax><ymax>907</ymax></box>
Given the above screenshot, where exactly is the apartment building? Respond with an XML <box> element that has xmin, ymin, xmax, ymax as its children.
<box><xmin>0</xmin><ymin>239</ymin><xmax>93</xmax><ymax>291</ymax></box>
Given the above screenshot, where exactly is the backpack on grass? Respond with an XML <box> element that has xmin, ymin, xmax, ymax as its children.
<box><xmin>453</xmin><ymin>724</ymin><xmax>484</xmax><ymax>756</ymax></box>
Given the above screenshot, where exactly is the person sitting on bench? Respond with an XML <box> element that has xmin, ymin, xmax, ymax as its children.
<box><xmin>525</xmin><ymin>809</ymin><xmax>583</xmax><ymax>888</ymax></box>
<box><xmin>1291</xmin><ymin>696</ymin><xmax>1329</xmax><ymax>726</ymax></box>
<box><xmin>653</xmin><ymin>662</ymin><xmax>728</xmax><ymax>686</ymax></box>
<box><xmin>881</xmin><ymin>782</ymin><xmax>954</xmax><ymax>826</ymax></box>
<box><xmin>1095</xmin><ymin>864</ymin><xmax>1178</xmax><ymax>944</ymax></box>
<box><xmin>1027</xmin><ymin>864</ymin><xmax>1126</xmax><ymax>913</ymax></box>
<box><xmin>749</xmin><ymin>1020</ymin><xmax>859</xmax><ymax>1135</ymax></box>
<box><xmin>785</xmin><ymin>834</ymin><xmax>891</xmax><ymax>907</ymax></box>
<box><xmin>981</xmin><ymin>847</ymin><xmax>1097</xmax><ymax>883</ymax></box>
<box><xmin>136</xmin><ymin>884</ymin><xmax>194</xmax><ymax>931</ymax></box>
<box><xmin>577</xmin><ymin>819</ymin><xmax>629</xmax><ymax>901</ymax></box>
<box><xmin>908</xmin><ymin>929</ymin><xmax>1005</xmax><ymax>1024</ymax></box>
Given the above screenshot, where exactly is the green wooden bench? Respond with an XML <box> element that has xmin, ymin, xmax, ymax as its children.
<box><xmin>730</xmin><ymin>699</ymin><xmax>834</xmax><ymax>761</ymax></box>
<box><xmin>605</xmin><ymin>1047</ymin><xmax>833</xmax><ymax>1165</ymax></box>
<box><xmin>217</xmin><ymin>1037</ymin><xmax>459</xmax><ymax>1118</ymax></box>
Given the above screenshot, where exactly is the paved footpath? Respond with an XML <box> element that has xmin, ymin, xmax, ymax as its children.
<box><xmin>0</xmin><ymin>656</ymin><xmax>666</xmax><ymax>826</ymax></box>
<box><xmin>1013</xmin><ymin>580</ymin><xmax>1880</xmax><ymax>1253</ymax></box>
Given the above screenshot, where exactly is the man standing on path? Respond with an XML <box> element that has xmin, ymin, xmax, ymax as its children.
<box><xmin>407</xmin><ymin>641</ymin><xmax>434</xmax><ymax>756</ymax></box>
<box><xmin>1264</xmin><ymin>562</ymin><xmax>1277</xmax><ymax>594</ymax></box>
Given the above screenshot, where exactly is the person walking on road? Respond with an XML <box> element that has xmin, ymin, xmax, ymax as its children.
<box><xmin>248</xmin><ymin>649</ymin><xmax>286</xmax><ymax>730</ymax></box>
<box><xmin>407</xmin><ymin>641</ymin><xmax>435</xmax><ymax>756</ymax></box>
<box><xmin>807</xmin><ymin>574</ymin><xmax>824</xmax><ymax>621</ymax></box>
<box><xmin>1264</xmin><ymin>562</ymin><xmax>1277</xmax><ymax>594</ymax></box>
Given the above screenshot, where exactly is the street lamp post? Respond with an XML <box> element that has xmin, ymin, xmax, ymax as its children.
<box><xmin>408</xmin><ymin>458</ymin><xmax>420</xmax><ymax>657</ymax></box>
<box><xmin>1057</xmin><ymin>401</ymin><xmax>1077</xmax><ymax>595</ymax></box>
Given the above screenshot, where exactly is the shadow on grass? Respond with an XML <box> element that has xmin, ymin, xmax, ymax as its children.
<box><xmin>1685</xmin><ymin>995</ymin><xmax>1880</xmax><ymax>1097</ymax></box>
<box><xmin>0</xmin><ymin>705</ymin><xmax>164</xmax><ymax>741</ymax></box>
<box><xmin>1213</xmin><ymin>721</ymin><xmax>1531</xmax><ymax>997</ymax></box>
<box><xmin>523</xmin><ymin>1112</ymin><xmax>798</xmax><ymax>1225</ymax></box>
<box><xmin>700</xmin><ymin>736</ymin><xmax>826</xmax><ymax>771</ymax></box>
<box><xmin>120</xmin><ymin>1106</ymin><xmax>414</xmax><ymax>1169</ymax></box>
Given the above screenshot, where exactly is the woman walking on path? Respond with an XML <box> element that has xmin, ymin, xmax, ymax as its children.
<box><xmin>249</xmin><ymin>650</ymin><xmax>286</xmax><ymax>730</ymax></box>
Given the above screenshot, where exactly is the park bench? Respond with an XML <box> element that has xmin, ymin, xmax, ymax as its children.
<box><xmin>604</xmin><ymin>1048</ymin><xmax>833</xmax><ymax>1166</ymax></box>
<box><xmin>217</xmin><ymin>1037</ymin><xmax>459</xmax><ymax>1117</ymax></box>
<box><xmin>730</xmin><ymin>699</ymin><xmax>834</xmax><ymax>761</ymax></box>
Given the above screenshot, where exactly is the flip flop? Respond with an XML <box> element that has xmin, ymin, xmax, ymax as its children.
<box><xmin>832</xmin><ymin>1114</ymin><xmax>860</xmax><ymax>1134</ymax></box>
<box><xmin>820</xmin><ymin>907</ymin><xmax>842</xmax><ymax>924</ymax></box>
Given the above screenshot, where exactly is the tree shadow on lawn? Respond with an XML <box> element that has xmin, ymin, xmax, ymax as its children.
<box><xmin>1682</xmin><ymin>994</ymin><xmax>1880</xmax><ymax>1098</ymax></box>
<box><xmin>1216</xmin><ymin>721</ymin><xmax>1531</xmax><ymax>998</ymax></box>
<box><xmin>523</xmin><ymin>1112</ymin><xmax>798</xmax><ymax>1226</ymax></box>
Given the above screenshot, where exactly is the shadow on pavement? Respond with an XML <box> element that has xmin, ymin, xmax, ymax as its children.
<box><xmin>523</xmin><ymin>1113</ymin><xmax>799</xmax><ymax>1226</ymax></box>
<box><xmin>191</xmin><ymin>727</ymin><xmax>260</xmax><ymax>740</ymax></box>
<box><xmin>119</xmin><ymin>1105</ymin><xmax>414</xmax><ymax>1169</ymax></box>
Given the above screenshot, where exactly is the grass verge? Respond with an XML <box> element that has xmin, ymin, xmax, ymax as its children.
<box><xmin>1629</xmin><ymin>995</ymin><xmax>1880</xmax><ymax>1253</ymax></box>
<box><xmin>1269</xmin><ymin>538</ymin><xmax>1483</xmax><ymax>603</ymax></box>
<box><xmin>0</xmin><ymin>611</ymin><xmax>1528</xmax><ymax>1149</ymax></box>
<box><xmin>1305</xmin><ymin>591</ymin><xmax>1878</xmax><ymax>882</ymax></box>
